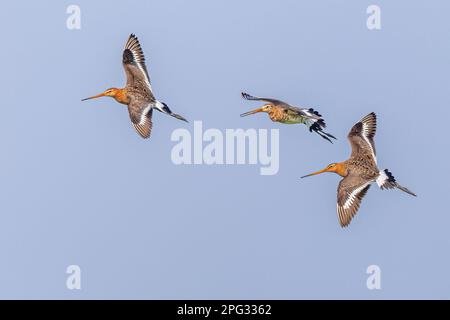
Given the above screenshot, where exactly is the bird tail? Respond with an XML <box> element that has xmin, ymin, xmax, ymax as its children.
<box><xmin>155</xmin><ymin>101</ymin><xmax>188</xmax><ymax>123</ymax></box>
<box><xmin>376</xmin><ymin>169</ymin><xmax>417</xmax><ymax>196</ymax></box>
<box><xmin>305</xmin><ymin>108</ymin><xmax>337</xmax><ymax>143</ymax></box>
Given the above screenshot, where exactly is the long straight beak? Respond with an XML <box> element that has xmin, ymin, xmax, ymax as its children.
<box><xmin>301</xmin><ymin>167</ymin><xmax>329</xmax><ymax>179</ymax></box>
<box><xmin>240</xmin><ymin>107</ymin><xmax>264</xmax><ymax>117</ymax></box>
<box><xmin>81</xmin><ymin>92</ymin><xmax>107</xmax><ymax>101</ymax></box>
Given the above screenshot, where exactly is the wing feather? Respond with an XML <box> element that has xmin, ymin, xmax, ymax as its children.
<box><xmin>337</xmin><ymin>175</ymin><xmax>373</xmax><ymax>227</ymax></box>
<box><xmin>128</xmin><ymin>101</ymin><xmax>153</xmax><ymax>139</ymax></box>
<box><xmin>348</xmin><ymin>112</ymin><xmax>377</xmax><ymax>164</ymax></box>
<box><xmin>241</xmin><ymin>92</ymin><xmax>287</xmax><ymax>106</ymax></box>
<box><xmin>123</xmin><ymin>34</ymin><xmax>153</xmax><ymax>92</ymax></box>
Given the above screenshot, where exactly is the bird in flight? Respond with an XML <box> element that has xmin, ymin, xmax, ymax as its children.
<box><xmin>82</xmin><ymin>34</ymin><xmax>187</xmax><ymax>139</ymax></box>
<box><xmin>240</xmin><ymin>92</ymin><xmax>336</xmax><ymax>143</ymax></box>
<box><xmin>301</xmin><ymin>112</ymin><xmax>416</xmax><ymax>227</ymax></box>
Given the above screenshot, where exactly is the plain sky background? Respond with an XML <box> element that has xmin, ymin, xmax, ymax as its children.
<box><xmin>0</xmin><ymin>1</ymin><xmax>448</xmax><ymax>299</ymax></box>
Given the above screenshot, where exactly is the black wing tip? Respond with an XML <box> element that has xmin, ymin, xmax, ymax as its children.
<box><xmin>126</xmin><ymin>34</ymin><xmax>138</xmax><ymax>45</ymax></box>
<box><xmin>123</xmin><ymin>34</ymin><xmax>147</xmax><ymax>65</ymax></box>
<box><xmin>362</xmin><ymin>112</ymin><xmax>377</xmax><ymax>123</ymax></box>
<box><xmin>308</xmin><ymin>108</ymin><xmax>322</xmax><ymax>117</ymax></box>
<box><xmin>241</xmin><ymin>92</ymin><xmax>252</xmax><ymax>100</ymax></box>
<box><xmin>125</xmin><ymin>34</ymin><xmax>141</xmax><ymax>49</ymax></box>
<box><xmin>350</xmin><ymin>112</ymin><xmax>377</xmax><ymax>138</ymax></box>
<box><xmin>241</xmin><ymin>92</ymin><xmax>262</xmax><ymax>101</ymax></box>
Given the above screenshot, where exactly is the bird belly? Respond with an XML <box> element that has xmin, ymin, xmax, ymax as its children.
<box><xmin>269</xmin><ymin>110</ymin><xmax>305</xmax><ymax>124</ymax></box>
<box><xmin>279</xmin><ymin>119</ymin><xmax>303</xmax><ymax>124</ymax></box>
<box><xmin>279</xmin><ymin>115</ymin><xmax>306</xmax><ymax>125</ymax></box>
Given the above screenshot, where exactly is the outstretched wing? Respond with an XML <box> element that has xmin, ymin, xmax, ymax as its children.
<box><xmin>337</xmin><ymin>174</ymin><xmax>373</xmax><ymax>227</ymax></box>
<box><xmin>128</xmin><ymin>100</ymin><xmax>153</xmax><ymax>139</ymax></box>
<box><xmin>348</xmin><ymin>112</ymin><xmax>377</xmax><ymax>164</ymax></box>
<box><xmin>123</xmin><ymin>34</ymin><xmax>153</xmax><ymax>93</ymax></box>
<box><xmin>241</xmin><ymin>92</ymin><xmax>288</xmax><ymax>106</ymax></box>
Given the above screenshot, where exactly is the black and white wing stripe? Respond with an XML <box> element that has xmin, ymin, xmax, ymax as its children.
<box><xmin>128</xmin><ymin>104</ymin><xmax>153</xmax><ymax>139</ymax></box>
<box><xmin>360</xmin><ymin>112</ymin><xmax>377</xmax><ymax>159</ymax></box>
<box><xmin>123</xmin><ymin>34</ymin><xmax>152</xmax><ymax>92</ymax></box>
<box><xmin>348</xmin><ymin>112</ymin><xmax>377</xmax><ymax>163</ymax></box>
<box><xmin>337</xmin><ymin>175</ymin><xmax>373</xmax><ymax>227</ymax></box>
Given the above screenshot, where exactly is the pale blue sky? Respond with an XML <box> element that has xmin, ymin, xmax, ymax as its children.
<box><xmin>0</xmin><ymin>1</ymin><xmax>448</xmax><ymax>299</ymax></box>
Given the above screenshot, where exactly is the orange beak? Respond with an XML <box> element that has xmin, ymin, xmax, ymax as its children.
<box><xmin>301</xmin><ymin>167</ymin><xmax>330</xmax><ymax>178</ymax></box>
<box><xmin>81</xmin><ymin>91</ymin><xmax>108</xmax><ymax>101</ymax></box>
<box><xmin>240</xmin><ymin>107</ymin><xmax>264</xmax><ymax>117</ymax></box>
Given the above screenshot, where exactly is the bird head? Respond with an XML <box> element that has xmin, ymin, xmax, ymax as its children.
<box><xmin>240</xmin><ymin>104</ymin><xmax>272</xmax><ymax>117</ymax></box>
<box><xmin>301</xmin><ymin>162</ymin><xmax>347</xmax><ymax>178</ymax></box>
<box><xmin>82</xmin><ymin>88</ymin><xmax>118</xmax><ymax>101</ymax></box>
<box><xmin>82</xmin><ymin>88</ymin><xmax>128</xmax><ymax>104</ymax></box>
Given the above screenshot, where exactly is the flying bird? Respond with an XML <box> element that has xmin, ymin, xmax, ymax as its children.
<box><xmin>82</xmin><ymin>34</ymin><xmax>187</xmax><ymax>139</ymax></box>
<box><xmin>301</xmin><ymin>112</ymin><xmax>416</xmax><ymax>227</ymax></box>
<box><xmin>240</xmin><ymin>92</ymin><xmax>336</xmax><ymax>143</ymax></box>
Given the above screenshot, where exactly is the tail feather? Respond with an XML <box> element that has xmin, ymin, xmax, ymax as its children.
<box><xmin>155</xmin><ymin>101</ymin><xmax>188</xmax><ymax>123</ymax></box>
<box><xmin>308</xmin><ymin>116</ymin><xmax>337</xmax><ymax>143</ymax></box>
<box><xmin>376</xmin><ymin>169</ymin><xmax>417</xmax><ymax>197</ymax></box>
<box><xmin>315</xmin><ymin>130</ymin><xmax>334</xmax><ymax>143</ymax></box>
<box><xmin>308</xmin><ymin>108</ymin><xmax>322</xmax><ymax>118</ymax></box>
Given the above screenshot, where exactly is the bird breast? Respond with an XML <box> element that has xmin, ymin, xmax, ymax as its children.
<box><xmin>114</xmin><ymin>89</ymin><xmax>130</xmax><ymax>105</ymax></box>
<box><xmin>268</xmin><ymin>108</ymin><xmax>288</xmax><ymax>122</ymax></box>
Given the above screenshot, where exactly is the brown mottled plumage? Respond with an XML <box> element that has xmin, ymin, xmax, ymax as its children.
<box><xmin>301</xmin><ymin>112</ymin><xmax>416</xmax><ymax>227</ymax></box>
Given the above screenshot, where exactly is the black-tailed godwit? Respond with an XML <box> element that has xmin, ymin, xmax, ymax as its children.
<box><xmin>82</xmin><ymin>34</ymin><xmax>187</xmax><ymax>139</ymax></box>
<box><xmin>301</xmin><ymin>112</ymin><xmax>416</xmax><ymax>227</ymax></box>
<box><xmin>240</xmin><ymin>92</ymin><xmax>336</xmax><ymax>143</ymax></box>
